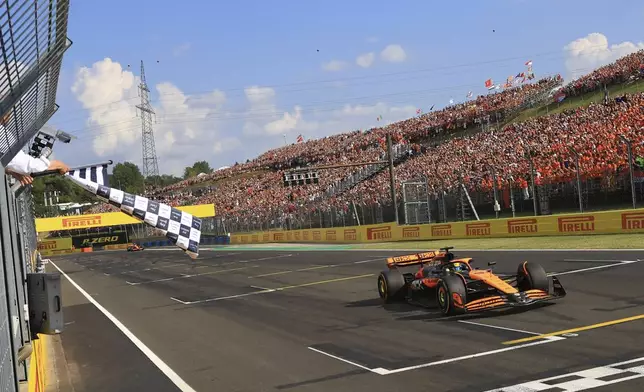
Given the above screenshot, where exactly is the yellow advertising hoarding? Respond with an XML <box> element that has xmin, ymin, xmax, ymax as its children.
<box><xmin>230</xmin><ymin>208</ymin><xmax>644</xmax><ymax>245</ymax></box>
<box><xmin>35</xmin><ymin>204</ymin><xmax>216</xmax><ymax>232</ymax></box>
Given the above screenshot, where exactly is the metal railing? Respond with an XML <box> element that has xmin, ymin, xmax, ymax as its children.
<box><xmin>0</xmin><ymin>0</ymin><xmax>72</xmax><ymax>390</ymax></box>
<box><xmin>223</xmin><ymin>161</ymin><xmax>643</xmax><ymax>233</ymax></box>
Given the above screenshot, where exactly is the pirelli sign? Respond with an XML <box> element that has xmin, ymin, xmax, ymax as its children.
<box><xmin>558</xmin><ymin>216</ymin><xmax>595</xmax><ymax>233</ymax></box>
<box><xmin>343</xmin><ymin>229</ymin><xmax>357</xmax><ymax>241</ymax></box>
<box><xmin>62</xmin><ymin>215</ymin><xmax>102</xmax><ymax>229</ymax></box>
<box><xmin>402</xmin><ymin>227</ymin><xmax>420</xmax><ymax>239</ymax></box>
<box><xmin>466</xmin><ymin>222</ymin><xmax>490</xmax><ymax>237</ymax></box>
<box><xmin>431</xmin><ymin>224</ymin><xmax>452</xmax><ymax>237</ymax></box>
<box><xmin>622</xmin><ymin>212</ymin><xmax>644</xmax><ymax>231</ymax></box>
<box><xmin>507</xmin><ymin>219</ymin><xmax>538</xmax><ymax>234</ymax></box>
<box><xmin>366</xmin><ymin>226</ymin><xmax>392</xmax><ymax>241</ymax></box>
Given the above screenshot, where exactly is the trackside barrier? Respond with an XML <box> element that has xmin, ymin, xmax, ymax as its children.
<box><xmin>230</xmin><ymin>208</ymin><xmax>644</xmax><ymax>244</ymax></box>
<box><xmin>27</xmin><ymin>336</ymin><xmax>46</xmax><ymax>392</ymax></box>
<box><xmin>34</xmin><ymin>203</ymin><xmax>216</xmax><ymax>232</ymax></box>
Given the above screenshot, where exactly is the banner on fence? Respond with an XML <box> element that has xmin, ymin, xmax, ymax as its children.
<box><xmin>34</xmin><ymin>204</ymin><xmax>216</xmax><ymax>232</ymax></box>
<box><xmin>71</xmin><ymin>231</ymin><xmax>128</xmax><ymax>248</ymax></box>
<box><xmin>36</xmin><ymin>237</ymin><xmax>73</xmax><ymax>252</ymax></box>
<box><xmin>230</xmin><ymin>208</ymin><xmax>644</xmax><ymax>244</ymax></box>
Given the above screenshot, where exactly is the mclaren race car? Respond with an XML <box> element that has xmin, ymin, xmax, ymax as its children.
<box><xmin>377</xmin><ymin>246</ymin><xmax>566</xmax><ymax>316</ymax></box>
<box><xmin>127</xmin><ymin>243</ymin><xmax>144</xmax><ymax>252</ymax></box>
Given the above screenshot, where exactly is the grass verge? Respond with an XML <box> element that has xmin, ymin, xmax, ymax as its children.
<box><xmin>350</xmin><ymin>233</ymin><xmax>644</xmax><ymax>250</ymax></box>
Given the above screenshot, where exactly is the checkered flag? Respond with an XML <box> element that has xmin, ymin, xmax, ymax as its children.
<box><xmin>29</xmin><ymin>131</ymin><xmax>56</xmax><ymax>158</ymax></box>
<box><xmin>64</xmin><ymin>165</ymin><xmax>201</xmax><ymax>259</ymax></box>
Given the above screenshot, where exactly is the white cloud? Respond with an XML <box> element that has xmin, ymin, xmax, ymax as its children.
<box><xmin>70</xmin><ymin>57</ymin><xmax>233</xmax><ymax>177</ymax></box>
<box><xmin>322</xmin><ymin>60</ymin><xmax>347</xmax><ymax>72</ymax></box>
<box><xmin>70</xmin><ymin>58</ymin><xmax>139</xmax><ymax>157</ymax></box>
<box><xmin>380</xmin><ymin>44</ymin><xmax>407</xmax><ymax>63</ymax></box>
<box><xmin>564</xmin><ymin>33</ymin><xmax>644</xmax><ymax>80</ymax></box>
<box><xmin>356</xmin><ymin>52</ymin><xmax>375</xmax><ymax>68</ymax></box>
<box><xmin>68</xmin><ymin>59</ymin><xmax>422</xmax><ymax>177</ymax></box>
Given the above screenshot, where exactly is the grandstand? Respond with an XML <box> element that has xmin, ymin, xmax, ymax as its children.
<box><xmin>83</xmin><ymin>50</ymin><xmax>644</xmax><ymax>235</ymax></box>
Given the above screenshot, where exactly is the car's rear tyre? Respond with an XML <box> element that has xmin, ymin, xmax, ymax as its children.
<box><xmin>517</xmin><ymin>261</ymin><xmax>549</xmax><ymax>292</ymax></box>
<box><xmin>378</xmin><ymin>269</ymin><xmax>407</xmax><ymax>303</ymax></box>
<box><xmin>437</xmin><ymin>275</ymin><xmax>467</xmax><ymax>316</ymax></box>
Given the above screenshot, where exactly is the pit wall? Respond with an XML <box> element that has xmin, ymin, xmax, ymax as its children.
<box><xmin>230</xmin><ymin>208</ymin><xmax>644</xmax><ymax>244</ymax></box>
<box><xmin>36</xmin><ymin>235</ymin><xmax>231</xmax><ymax>256</ymax></box>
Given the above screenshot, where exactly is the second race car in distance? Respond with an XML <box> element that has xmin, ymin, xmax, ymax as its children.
<box><xmin>377</xmin><ymin>246</ymin><xmax>566</xmax><ymax>316</ymax></box>
<box><xmin>127</xmin><ymin>243</ymin><xmax>145</xmax><ymax>252</ymax></box>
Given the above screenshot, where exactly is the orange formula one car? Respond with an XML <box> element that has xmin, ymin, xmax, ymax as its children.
<box><xmin>377</xmin><ymin>247</ymin><xmax>566</xmax><ymax>316</ymax></box>
<box><xmin>126</xmin><ymin>243</ymin><xmax>145</xmax><ymax>252</ymax></box>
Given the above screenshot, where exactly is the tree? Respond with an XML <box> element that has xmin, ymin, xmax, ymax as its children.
<box><xmin>183</xmin><ymin>160</ymin><xmax>213</xmax><ymax>179</ymax></box>
<box><xmin>111</xmin><ymin>162</ymin><xmax>145</xmax><ymax>194</ymax></box>
<box><xmin>145</xmin><ymin>174</ymin><xmax>183</xmax><ymax>187</ymax></box>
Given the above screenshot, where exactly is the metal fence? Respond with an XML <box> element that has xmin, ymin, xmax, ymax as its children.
<box><xmin>222</xmin><ymin>164</ymin><xmax>643</xmax><ymax>233</ymax></box>
<box><xmin>0</xmin><ymin>0</ymin><xmax>72</xmax><ymax>390</ymax></box>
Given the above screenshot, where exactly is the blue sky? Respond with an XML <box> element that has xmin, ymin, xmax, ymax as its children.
<box><xmin>46</xmin><ymin>0</ymin><xmax>644</xmax><ymax>176</ymax></box>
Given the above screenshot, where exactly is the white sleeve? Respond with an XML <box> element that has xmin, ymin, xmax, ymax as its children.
<box><xmin>6</xmin><ymin>150</ymin><xmax>51</xmax><ymax>175</ymax></box>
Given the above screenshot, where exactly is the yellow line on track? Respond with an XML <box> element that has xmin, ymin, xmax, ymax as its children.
<box><xmin>503</xmin><ymin>314</ymin><xmax>644</xmax><ymax>345</ymax></box>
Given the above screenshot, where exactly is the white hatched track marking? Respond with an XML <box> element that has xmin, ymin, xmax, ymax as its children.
<box><xmin>457</xmin><ymin>320</ymin><xmax>543</xmax><ymax>335</ymax></box>
<box><xmin>308</xmin><ymin>335</ymin><xmax>565</xmax><ymax>376</ymax></box>
<box><xmin>50</xmin><ymin>260</ymin><xmax>197</xmax><ymax>392</ymax></box>
<box><xmin>548</xmin><ymin>260</ymin><xmax>639</xmax><ymax>276</ymax></box>
<box><xmin>484</xmin><ymin>356</ymin><xmax>644</xmax><ymax>391</ymax></box>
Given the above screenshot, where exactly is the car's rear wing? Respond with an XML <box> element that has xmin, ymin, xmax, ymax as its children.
<box><xmin>386</xmin><ymin>251</ymin><xmax>442</xmax><ymax>268</ymax></box>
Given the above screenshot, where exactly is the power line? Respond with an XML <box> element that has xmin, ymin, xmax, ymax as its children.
<box><xmin>46</xmin><ymin>43</ymin><xmax>616</xmax><ymax>123</ymax></box>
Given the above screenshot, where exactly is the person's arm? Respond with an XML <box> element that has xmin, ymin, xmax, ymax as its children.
<box><xmin>5</xmin><ymin>150</ymin><xmax>70</xmax><ymax>185</ymax></box>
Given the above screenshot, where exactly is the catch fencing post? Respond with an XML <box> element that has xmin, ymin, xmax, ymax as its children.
<box><xmin>619</xmin><ymin>134</ymin><xmax>637</xmax><ymax>209</ymax></box>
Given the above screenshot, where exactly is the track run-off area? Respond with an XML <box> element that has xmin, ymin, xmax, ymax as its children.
<box><xmin>47</xmin><ymin>246</ymin><xmax>644</xmax><ymax>392</ymax></box>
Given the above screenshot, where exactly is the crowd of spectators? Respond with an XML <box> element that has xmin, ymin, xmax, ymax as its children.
<box><xmin>82</xmin><ymin>52</ymin><xmax>643</xmax><ymax>225</ymax></box>
<box><xmin>561</xmin><ymin>50</ymin><xmax>644</xmax><ymax>98</ymax></box>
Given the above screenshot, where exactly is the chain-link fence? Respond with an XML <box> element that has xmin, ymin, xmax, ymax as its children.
<box><xmin>222</xmin><ymin>158</ymin><xmax>643</xmax><ymax>233</ymax></box>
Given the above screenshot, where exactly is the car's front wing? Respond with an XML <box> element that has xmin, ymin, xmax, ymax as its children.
<box><xmin>463</xmin><ymin>275</ymin><xmax>566</xmax><ymax>313</ymax></box>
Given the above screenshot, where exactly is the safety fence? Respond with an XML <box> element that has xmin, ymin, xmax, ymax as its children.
<box><xmin>0</xmin><ymin>0</ymin><xmax>72</xmax><ymax>391</ymax></box>
<box><xmin>222</xmin><ymin>165</ymin><xmax>643</xmax><ymax>234</ymax></box>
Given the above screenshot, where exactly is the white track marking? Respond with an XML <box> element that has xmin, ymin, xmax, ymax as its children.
<box><xmin>126</xmin><ymin>266</ymin><xmax>256</xmax><ymax>285</ymax></box>
<box><xmin>50</xmin><ymin>260</ymin><xmax>197</xmax><ymax>392</ymax></box>
<box><xmin>119</xmin><ymin>253</ymin><xmax>293</xmax><ymax>274</ymax></box>
<box><xmin>307</xmin><ymin>347</ymin><xmax>374</xmax><ymax>372</ymax></box>
<box><xmin>247</xmin><ymin>258</ymin><xmax>382</xmax><ymax>278</ymax></box>
<box><xmin>169</xmin><ymin>297</ymin><xmax>191</xmax><ymax>305</ymax></box>
<box><xmin>353</xmin><ymin>258</ymin><xmax>385</xmax><ymax>264</ymax></box>
<box><xmin>457</xmin><ymin>320</ymin><xmax>543</xmax><ymax>335</ymax></box>
<box><xmin>548</xmin><ymin>260</ymin><xmax>639</xmax><ymax>276</ymax></box>
<box><xmin>309</xmin><ymin>335</ymin><xmax>564</xmax><ymax>376</ymax></box>
<box><xmin>249</xmin><ymin>285</ymin><xmax>272</xmax><ymax>290</ymax></box>
<box><xmin>176</xmin><ymin>274</ymin><xmax>373</xmax><ymax>305</ymax></box>
<box><xmin>484</xmin><ymin>356</ymin><xmax>644</xmax><ymax>391</ymax></box>
<box><xmin>237</xmin><ymin>254</ymin><xmax>293</xmax><ymax>263</ymax></box>
<box><xmin>563</xmin><ymin>259</ymin><xmax>640</xmax><ymax>262</ymax></box>
<box><xmin>183</xmin><ymin>289</ymin><xmax>276</xmax><ymax>303</ymax></box>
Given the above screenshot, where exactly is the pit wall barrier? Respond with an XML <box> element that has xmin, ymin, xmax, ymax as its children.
<box><xmin>27</xmin><ymin>335</ymin><xmax>46</xmax><ymax>392</ymax></box>
<box><xmin>230</xmin><ymin>208</ymin><xmax>644</xmax><ymax>244</ymax></box>
<box><xmin>37</xmin><ymin>235</ymin><xmax>231</xmax><ymax>255</ymax></box>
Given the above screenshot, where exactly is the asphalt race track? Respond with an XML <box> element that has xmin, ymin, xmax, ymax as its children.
<box><xmin>47</xmin><ymin>247</ymin><xmax>644</xmax><ymax>392</ymax></box>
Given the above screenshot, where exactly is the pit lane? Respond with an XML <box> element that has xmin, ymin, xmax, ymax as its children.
<box><xmin>48</xmin><ymin>248</ymin><xmax>644</xmax><ymax>391</ymax></box>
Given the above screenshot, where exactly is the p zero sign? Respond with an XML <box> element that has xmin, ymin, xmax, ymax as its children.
<box><xmin>72</xmin><ymin>232</ymin><xmax>128</xmax><ymax>248</ymax></box>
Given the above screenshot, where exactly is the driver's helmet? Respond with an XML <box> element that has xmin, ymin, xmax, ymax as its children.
<box><xmin>450</xmin><ymin>262</ymin><xmax>466</xmax><ymax>272</ymax></box>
